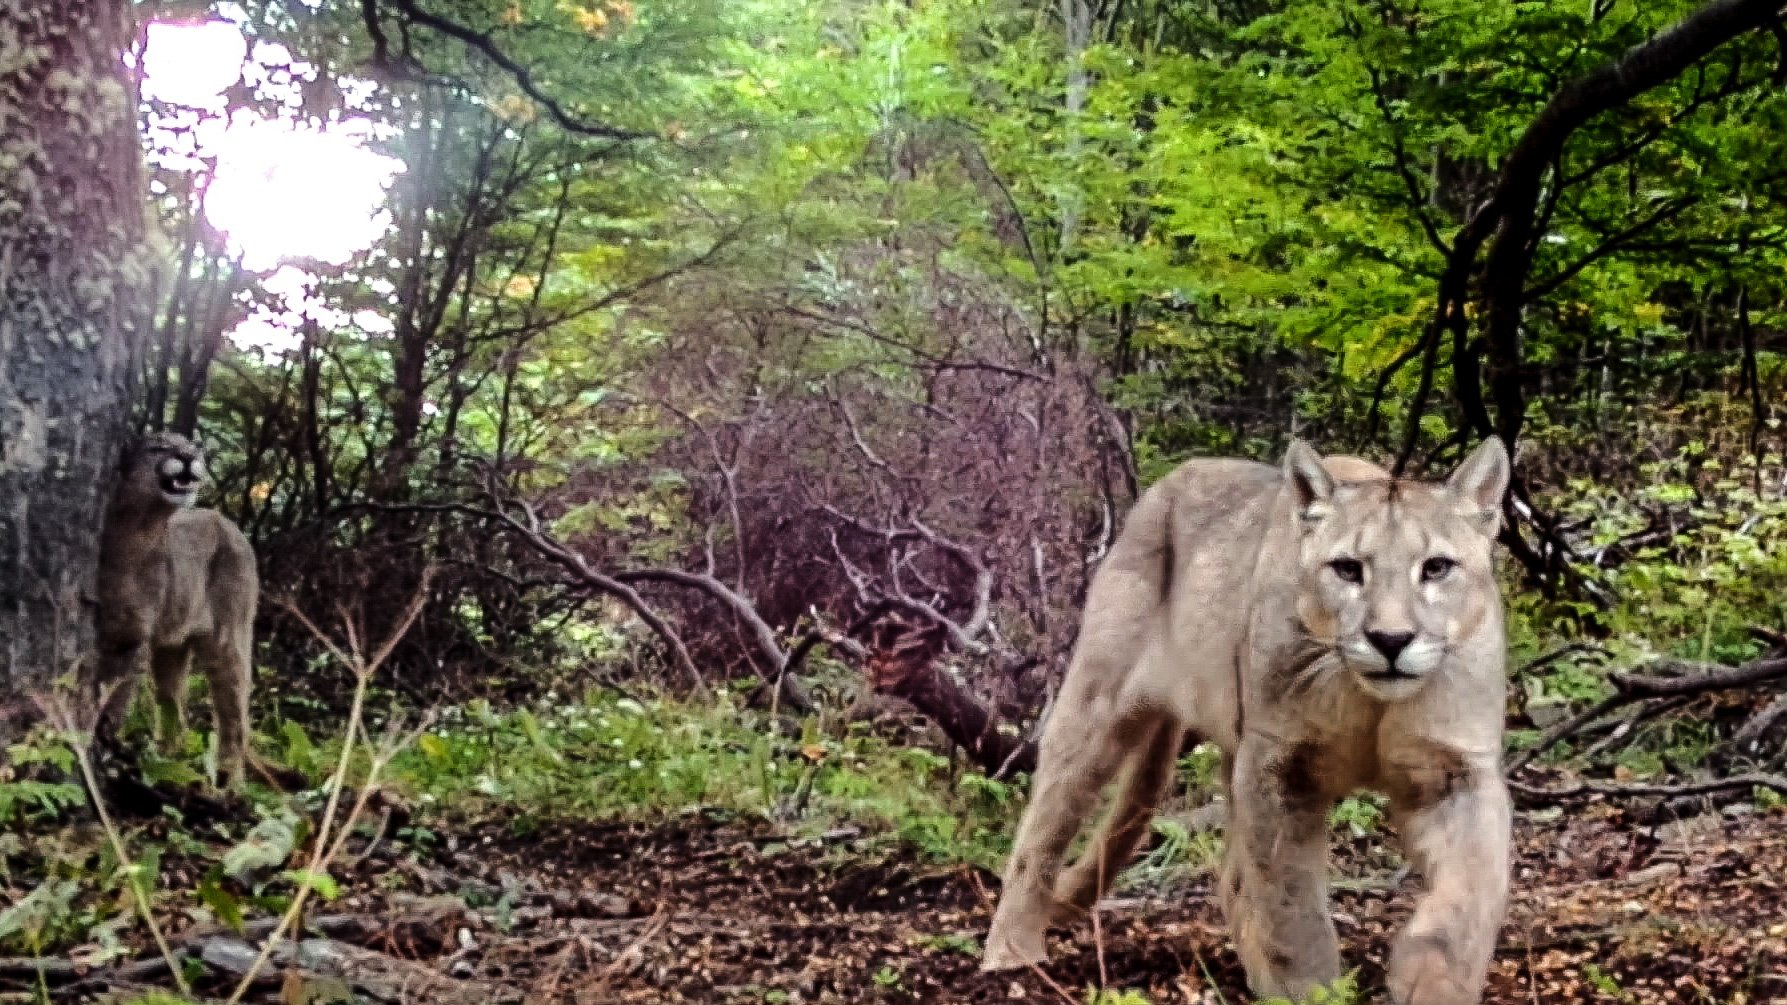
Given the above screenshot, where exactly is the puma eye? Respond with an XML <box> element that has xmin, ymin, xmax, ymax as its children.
<box><xmin>1421</xmin><ymin>557</ymin><xmax>1458</xmax><ymax>581</ymax></box>
<box><xmin>1328</xmin><ymin>558</ymin><xmax>1364</xmax><ymax>584</ymax></box>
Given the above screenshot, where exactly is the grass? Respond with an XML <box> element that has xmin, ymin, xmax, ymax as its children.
<box><xmin>380</xmin><ymin>684</ymin><xmax>1024</xmax><ymax>869</ymax></box>
<box><xmin>0</xmin><ymin>681</ymin><xmax>1032</xmax><ymax>963</ymax></box>
<box><xmin>3</xmin><ymin>669</ymin><xmax>1441</xmax><ymax>966</ymax></box>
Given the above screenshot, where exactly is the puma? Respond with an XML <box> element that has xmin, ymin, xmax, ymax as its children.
<box><xmin>982</xmin><ymin>438</ymin><xmax>1513</xmax><ymax>1005</ymax></box>
<box><xmin>81</xmin><ymin>432</ymin><xmax>259</xmax><ymax>787</ymax></box>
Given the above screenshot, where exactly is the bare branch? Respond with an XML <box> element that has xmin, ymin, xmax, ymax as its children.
<box><xmin>1505</xmin><ymin>692</ymin><xmax>1627</xmax><ymax>775</ymax></box>
<box><xmin>1524</xmin><ymin>195</ymin><xmax>1700</xmax><ymax>301</ymax></box>
<box><xmin>858</xmin><ymin>612</ymin><xmax>1037</xmax><ymax>778</ymax></box>
<box><xmin>1506</xmin><ymin>653</ymin><xmax>1787</xmax><ymax>774</ymax></box>
<box><xmin>1510</xmin><ymin>771</ymin><xmax>1787</xmax><ymax>802</ymax></box>
<box><xmin>909</xmin><ymin>517</ymin><xmax>993</xmax><ymax>641</ymax></box>
<box><xmin>1615</xmin><ymin>655</ymin><xmax>1787</xmax><ymax>697</ymax></box>
<box><xmin>818</xmin><ymin>505</ymin><xmax>996</xmax><ymax>654</ymax></box>
<box><xmin>1517</xmin><ymin>641</ymin><xmax>1608</xmax><ymax>678</ymax></box>
<box><xmin>611</xmin><ymin>568</ymin><xmax>786</xmax><ymax>669</ymax></box>
<box><xmin>783</xmin><ymin>305</ymin><xmax>1050</xmax><ymax>382</ymax></box>
<box><xmin>1363</xmin><ymin>63</ymin><xmax>1450</xmax><ymax>256</ymax></box>
<box><xmin>341</xmin><ymin>500</ymin><xmax>708</xmax><ymax>694</ymax></box>
<box><xmin>832</xmin><ymin>392</ymin><xmax>895</xmax><ymax>478</ymax></box>
<box><xmin>652</xmin><ymin>399</ymin><xmax>748</xmax><ymax>594</ymax></box>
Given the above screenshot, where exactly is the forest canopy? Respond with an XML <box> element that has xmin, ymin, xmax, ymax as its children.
<box><xmin>119</xmin><ymin>0</ymin><xmax>1787</xmax><ymax>702</ymax></box>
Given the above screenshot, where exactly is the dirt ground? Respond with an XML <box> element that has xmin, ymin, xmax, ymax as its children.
<box><xmin>14</xmin><ymin>798</ymin><xmax>1787</xmax><ymax>1004</ymax></box>
<box><xmin>270</xmin><ymin>805</ymin><xmax>1787</xmax><ymax>1002</ymax></box>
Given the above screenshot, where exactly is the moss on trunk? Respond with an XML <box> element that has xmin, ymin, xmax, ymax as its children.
<box><xmin>0</xmin><ymin>1</ymin><xmax>152</xmax><ymax>731</ymax></box>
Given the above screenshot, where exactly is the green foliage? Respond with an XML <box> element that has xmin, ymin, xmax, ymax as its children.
<box><xmin>1</xmin><ymin>719</ymin><xmax>348</xmax><ymax>959</ymax></box>
<box><xmin>1554</xmin><ymin>446</ymin><xmax>1787</xmax><ymax>659</ymax></box>
<box><xmin>387</xmin><ymin>688</ymin><xmax>1019</xmax><ymax>868</ymax></box>
<box><xmin>1255</xmin><ymin>970</ymin><xmax>1364</xmax><ymax>1005</ymax></box>
<box><xmin>916</xmin><ymin>931</ymin><xmax>981</xmax><ymax>956</ymax></box>
<box><xmin>1583</xmin><ymin>963</ymin><xmax>1635</xmax><ymax>1003</ymax></box>
<box><xmin>1085</xmin><ymin>989</ymin><xmax>1153</xmax><ymax>1005</ymax></box>
<box><xmin>1128</xmin><ymin>814</ymin><xmax>1223</xmax><ymax>885</ymax></box>
<box><xmin>871</xmin><ymin>964</ymin><xmax>905</xmax><ymax>991</ymax></box>
<box><xmin>0</xmin><ymin>729</ymin><xmax>83</xmax><ymax>827</ymax></box>
<box><xmin>1328</xmin><ymin>795</ymin><xmax>1386</xmax><ymax>838</ymax></box>
<box><xmin>0</xmin><ymin>877</ymin><xmax>81</xmax><ymax>954</ymax></box>
<box><xmin>1177</xmin><ymin>743</ymin><xmax>1224</xmax><ymax>791</ymax></box>
<box><xmin>220</xmin><ymin>810</ymin><xmax>300</xmax><ymax>881</ymax></box>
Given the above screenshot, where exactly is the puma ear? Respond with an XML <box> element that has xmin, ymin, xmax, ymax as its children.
<box><xmin>1446</xmin><ymin>436</ymin><xmax>1510</xmax><ymax>533</ymax></box>
<box><xmin>1283</xmin><ymin>438</ymin><xmax>1335</xmax><ymax>523</ymax></box>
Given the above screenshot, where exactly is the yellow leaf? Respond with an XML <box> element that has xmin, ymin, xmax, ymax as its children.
<box><xmin>491</xmin><ymin>93</ymin><xmax>537</xmax><ymax>124</ymax></box>
<box><xmin>574</xmin><ymin>6</ymin><xmax>608</xmax><ymax>34</ymax></box>
<box><xmin>418</xmin><ymin>733</ymin><xmax>449</xmax><ymax>763</ymax></box>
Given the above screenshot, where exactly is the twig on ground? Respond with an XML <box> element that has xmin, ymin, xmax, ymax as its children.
<box><xmin>1577</xmin><ymin>696</ymin><xmax>1693</xmax><ymax>762</ymax></box>
<box><xmin>1517</xmin><ymin>642</ymin><xmax>1606</xmax><ymax>678</ymax></box>
<box><xmin>1509</xmin><ymin>771</ymin><xmax>1787</xmax><ymax>802</ymax></box>
<box><xmin>1506</xmin><ymin>651</ymin><xmax>1787</xmax><ymax>774</ymax></box>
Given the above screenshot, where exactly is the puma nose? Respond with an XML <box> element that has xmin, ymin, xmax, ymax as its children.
<box><xmin>1365</xmin><ymin>629</ymin><xmax>1415</xmax><ymax>663</ymax></box>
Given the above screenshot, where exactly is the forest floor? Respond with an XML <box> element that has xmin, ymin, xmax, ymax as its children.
<box><xmin>20</xmin><ymin>795</ymin><xmax>1786</xmax><ymax>1005</ymax></box>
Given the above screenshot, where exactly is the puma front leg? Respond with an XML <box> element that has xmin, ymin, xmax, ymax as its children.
<box><xmin>1224</xmin><ymin>734</ymin><xmax>1342</xmax><ymax>1000</ymax></box>
<box><xmin>87</xmin><ymin>640</ymin><xmax>146</xmax><ymax>738</ymax></box>
<box><xmin>983</xmin><ymin>536</ymin><xmax>1170</xmax><ymax>974</ymax></box>
<box><xmin>1386</xmin><ymin>756</ymin><xmax>1511</xmax><ymax>1005</ymax></box>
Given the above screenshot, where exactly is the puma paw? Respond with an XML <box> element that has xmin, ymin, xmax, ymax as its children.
<box><xmin>980</xmin><ymin>921</ymin><xmax>1050</xmax><ymax>972</ymax></box>
<box><xmin>1388</xmin><ymin>934</ymin><xmax>1475</xmax><ymax>1005</ymax></box>
<box><xmin>1045</xmin><ymin>895</ymin><xmax>1090</xmax><ymax>929</ymax></box>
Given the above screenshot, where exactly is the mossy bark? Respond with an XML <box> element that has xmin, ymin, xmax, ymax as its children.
<box><xmin>0</xmin><ymin>1</ymin><xmax>150</xmax><ymax>736</ymax></box>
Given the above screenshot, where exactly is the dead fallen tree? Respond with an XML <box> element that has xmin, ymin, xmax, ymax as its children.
<box><xmin>200</xmin><ymin>934</ymin><xmax>520</xmax><ymax>1005</ymax></box>
<box><xmin>0</xmin><ymin>896</ymin><xmax>473</xmax><ymax>998</ymax></box>
<box><xmin>851</xmin><ymin>605</ymin><xmax>1787</xmax><ymax>813</ymax></box>
<box><xmin>1506</xmin><ymin>630</ymin><xmax>1787</xmax><ymax>775</ymax></box>
<box><xmin>856</xmin><ymin>610</ymin><xmax>1038</xmax><ymax>778</ymax></box>
<box><xmin>1505</xmin><ymin>630</ymin><xmax>1787</xmax><ymax>813</ymax></box>
<box><xmin>0</xmin><ymin>882</ymin><xmax>646</xmax><ymax>1002</ymax></box>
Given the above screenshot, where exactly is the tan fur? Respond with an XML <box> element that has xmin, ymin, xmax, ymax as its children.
<box><xmin>982</xmin><ymin>439</ymin><xmax>1514</xmax><ymax>1005</ymax></box>
<box><xmin>80</xmin><ymin>432</ymin><xmax>259</xmax><ymax>787</ymax></box>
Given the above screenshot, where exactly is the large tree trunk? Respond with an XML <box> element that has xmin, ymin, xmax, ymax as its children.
<box><xmin>0</xmin><ymin>1</ymin><xmax>151</xmax><ymax>740</ymax></box>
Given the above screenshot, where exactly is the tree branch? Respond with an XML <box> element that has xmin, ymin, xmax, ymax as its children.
<box><xmin>1475</xmin><ymin>0</ymin><xmax>1784</xmax><ymax>444</ymax></box>
<box><xmin>1523</xmin><ymin>196</ymin><xmax>1701</xmax><ymax>301</ymax></box>
<box><xmin>1510</xmin><ymin>771</ymin><xmax>1787</xmax><ymax>803</ymax></box>
<box><xmin>1505</xmin><ymin>652</ymin><xmax>1787</xmax><ymax>774</ymax></box>
<box><xmin>336</xmin><ymin>500</ymin><xmax>707</xmax><ymax>694</ymax></box>
<box><xmin>367</xmin><ymin>0</ymin><xmax>650</xmax><ymax>140</ymax></box>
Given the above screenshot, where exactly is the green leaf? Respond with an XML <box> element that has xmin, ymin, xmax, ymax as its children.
<box><xmin>198</xmin><ymin>867</ymin><xmax>246</xmax><ymax>934</ymax></box>
<box><xmin>222</xmin><ymin>812</ymin><xmax>299</xmax><ymax>882</ymax></box>
<box><xmin>417</xmin><ymin>733</ymin><xmax>450</xmax><ymax>763</ymax></box>
<box><xmin>280</xmin><ymin>868</ymin><xmax>342</xmax><ymax>902</ymax></box>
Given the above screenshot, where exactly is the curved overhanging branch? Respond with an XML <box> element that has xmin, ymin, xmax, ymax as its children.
<box><xmin>1395</xmin><ymin>0</ymin><xmax>1787</xmax><ymax>594</ymax></box>
<box><xmin>362</xmin><ymin>0</ymin><xmax>651</xmax><ymax>141</ymax></box>
<box><xmin>1446</xmin><ymin>0</ymin><xmax>1786</xmax><ymax>447</ymax></box>
<box><xmin>610</xmin><ymin>569</ymin><xmax>783</xmax><ymax>668</ymax></box>
<box><xmin>336</xmin><ymin>500</ymin><xmax>711</xmax><ymax>695</ymax></box>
